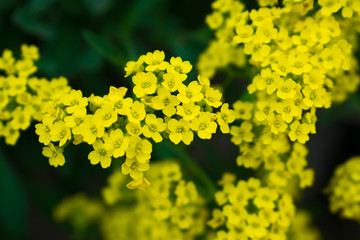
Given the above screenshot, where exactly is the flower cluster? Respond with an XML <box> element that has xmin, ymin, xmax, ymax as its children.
<box><xmin>197</xmin><ymin>0</ymin><xmax>360</xmax><ymax>191</ymax></box>
<box><xmin>34</xmin><ymin>50</ymin><xmax>228</xmax><ymax>190</ymax></box>
<box><xmin>55</xmin><ymin>160</ymin><xmax>208</xmax><ymax>240</ymax></box>
<box><xmin>325</xmin><ymin>156</ymin><xmax>360</xmax><ymax>222</ymax></box>
<box><xmin>0</xmin><ymin>45</ymin><xmax>70</xmax><ymax>145</ymax></box>
<box><xmin>208</xmin><ymin>173</ymin><xmax>296</xmax><ymax>239</ymax></box>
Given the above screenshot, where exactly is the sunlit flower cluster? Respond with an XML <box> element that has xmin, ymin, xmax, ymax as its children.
<box><xmin>34</xmin><ymin>50</ymin><xmax>229</xmax><ymax>190</ymax></box>
<box><xmin>55</xmin><ymin>160</ymin><xmax>208</xmax><ymax>240</ymax></box>
<box><xmin>325</xmin><ymin>156</ymin><xmax>360</xmax><ymax>222</ymax></box>
<box><xmin>0</xmin><ymin>45</ymin><xmax>70</xmax><ymax>145</ymax></box>
<box><xmin>197</xmin><ymin>0</ymin><xmax>360</xmax><ymax>192</ymax></box>
<box><xmin>208</xmin><ymin>173</ymin><xmax>296</xmax><ymax>240</ymax></box>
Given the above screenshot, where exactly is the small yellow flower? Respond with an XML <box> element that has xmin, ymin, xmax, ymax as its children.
<box><xmin>50</xmin><ymin>121</ymin><xmax>72</xmax><ymax>147</ymax></box>
<box><xmin>42</xmin><ymin>143</ymin><xmax>65</xmax><ymax>167</ymax></box>
<box><xmin>191</xmin><ymin>112</ymin><xmax>217</xmax><ymax>139</ymax></box>
<box><xmin>167</xmin><ymin>119</ymin><xmax>194</xmax><ymax>145</ymax></box>
<box><xmin>125</xmin><ymin>136</ymin><xmax>152</xmax><ymax>163</ymax></box>
<box><xmin>151</xmin><ymin>87</ymin><xmax>180</xmax><ymax>117</ymax></box>
<box><xmin>121</xmin><ymin>157</ymin><xmax>150</xmax><ymax>180</ymax></box>
<box><xmin>143</xmin><ymin>50</ymin><xmax>169</xmax><ymax>72</ymax></box>
<box><xmin>288</xmin><ymin>121</ymin><xmax>310</xmax><ymax>143</ymax></box>
<box><xmin>62</xmin><ymin>89</ymin><xmax>88</xmax><ymax>114</ymax></box>
<box><xmin>94</xmin><ymin>103</ymin><xmax>118</xmax><ymax>128</ymax></box>
<box><xmin>204</xmin><ymin>87</ymin><xmax>222</xmax><ymax>108</ymax></box>
<box><xmin>126</xmin><ymin>101</ymin><xmax>146</xmax><ymax>123</ymax></box>
<box><xmin>230</xmin><ymin>121</ymin><xmax>254</xmax><ymax>145</ymax></box>
<box><xmin>104</xmin><ymin>129</ymin><xmax>129</xmax><ymax>158</ymax></box>
<box><xmin>88</xmin><ymin>140</ymin><xmax>113</xmax><ymax>168</ymax></box>
<box><xmin>216</xmin><ymin>103</ymin><xmax>236</xmax><ymax>133</ymax></box>
<box><xmin>168</xmin><ymin>56</ymin><xmax>192</xmax><ymax>75</ymax></box>
<box><xmin>142</xmin><ymin>114</ymin><xmax>166</xmax><ymax>143</ymax></box>
<box><xmin>177</xmin><ymin>81</ymin><xmax>204</xmax><ymax>103</ymax></box>
<box><xmin>276</xmin><ymin>78</ymin><xmax>297</xmax><ymax>100</ymax></box>
<box><xmin>132</xmin><ymin>72</ymin><xmax>158</xmax><ymax>98</ymax></box>
<box><xmin>176</xmin><ymin>102</ymin><xmax>201</xmax><ymax>121</ymax></box>
<box><xmin>79</xmin><ymin>115</ymin><xmax>105</xmax><ymax>145</ymax></box>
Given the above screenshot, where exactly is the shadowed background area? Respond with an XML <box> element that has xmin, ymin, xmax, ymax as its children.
<box><xmin>0</xmin><ymin>0</ymin><xmax>359</xmax><ymax>239</ymax></box>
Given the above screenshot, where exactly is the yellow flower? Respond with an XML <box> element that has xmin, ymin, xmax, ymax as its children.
<box><xmin>21</xmin><ymin>44</ymin><xmax>39</xmax><ymax>60</ymax></box>
<box><xmin>167</xmin><ymin>119</ymin><xmax>194</xmax><ymax>145</ymax></box>
<box><xmin>62</xmin><ymin>89</ymin><xmax>88</xmax><ymax>114</ymax></box>
<box><xmin>94</xmin><ymin>103</ymin><xmax>118</xmax><ymax>128</ymax></box>
<box><xmin>104</xmin><ymin>129</ymin><xmax>129</xmax><ymax>158</ymax></box>
<box><xmin>268</xmin><ymin>113</ymin><xmax>288</xmax><ymax>134</ymax></box>
<box><xmin>168</xmin><ymin>56</ymin><xmax>192</xmax><ymax>75</ymax></box>
<box><xmin>125</xmin><ymin>122</ymin><xmax>143</xmax><ymax>136</ymax></box>
<box><xmin>245</xmin><ymin>214</ymin><xmax>268</xmax><ymax>238</ymax></box>
<box><xmin>276</xmin><ymin>78</ymin><xmax>297</xmax><ymax>99</ymax></box>
<box><xmin>125</xmin><ymin>136</ymin><xmax>152</xmax><ymax>163</ymax></box>
<box><xmin>233</xmin><ymin>100</ymin><xmax>253</xmax><ymax>120</ymax></box>
<box><xmin>319</xmin><ymin>0</ymin><xmax>343</xmax><ymax>16</ymax></box>
<box><xmin>132</xmin><ymin>72</ymin><xmax>158</xmax><ymax>98</ymax></box>
<box><xmin>175</xmin><ymin>180</ymin><xmax>198</xmax><ymax>206</ymax></box>
<box><xmin>124</xmin><ymin>55</ymin><xmax>145</xmax><ymax>77</ymax></box>
<box><xmin>121</xmin><ymin>157</ymin><xmax>150</xmax><ymax>180</ymax></box>
<box><xmin>126</xmin><ymin>177</ymin><xmax>151</xmax><ymax>191</ymax></box>
<box><xmin>275</xmin><ymin>100</ymin><xmax>302</xmax><ymax>123</ymax></box>
<box><xmin>35</xmin><ymin>117</ymin><xmax>53</xmax><ymax>145</ymax></box>
<box><xmin>79</xmin><ymin>115</ymin><xmax>105</xmax><ymax>144</ymax></box>
<box><xmin>255</xmin><ymin>99</ymin><xmax>275</xmax><ymax>122</ymax></box>
<box><xmin>143</xmin><ymin>114</ymin><xmax>166</xmax><ymax>143</ymax></box>
<box><xmin>177</xmin><ymin>81</ymin><xmax>204</xmax><ymax>103</ymax></box>
<box><xmin>50</xmin><ymin>121</ymin><xmax>72</xmax><ymax>147</ymax></box>
<box><xmin>216</xmin><ymin>103</ymin><xmax>236</xmax><ymax>133</ymax></box>
<box><xmin>249</xmin><ymin>8</ymin><xmax>273</xmax><ymax>26</ymax></box>
<box><xmin>64</xmin><ymin>110</ymin><xmax>87</xmax><ymax>135</ymax></box>
<box><xmin>244</xmin><ymin>40</ymin><xmax>271</xmax><ymax>62</ymax></box>
<box><xmin>151</xmin><ymin>87</ymin><xmax>180</xmax><ymax>117</ymax></box>
<box><xmin>88</xmin><ymin>140</ymin><xmax>113</xmax><ymax>168</ymax></box>
<box><xmin>176</xmin><ymin>101</ymin><xmax>201</xmax><ymax>121</ymax></box>
<box><xmin>288</xmin><ymin>120</ymin><xmax>310</xmax><ymax>143</ymax></box>
<box><xmin>162</xmin><ymin>70</ymin><xmax>186</xmax><ymax>92</ymax></box>
<box><xmin>207</xmin><ymin>209</ymin><xmax>225</xmax><ymax>229</ymax></box>
<box><xmin>254</xmin><ymin>68</ymin><xmax>281</xmax><ymax>94</ymax></box>
<box><xmin>10</xmin><ymin>106</ymin><xmax>32</xmax><ymax>130</ymax></box>
<box><xmin>223</xmin><ymin>204</ymin><xmax>245</xmax><ymax>225</ymax></box>
<box><xmin>302</xmin><ymin>86</ymin><xmax>327</xmax><ymax>108</ymax></box>
<box><xmin>206</xmin><ymin>11</ymin><xmax>223</xmax><ymax>30</ymax></box>
<box><xmin>190</xmin><ymin>112</ymin><xmax>217</xmax><ymax>139</ymax></box>
<box><xmin>254</xmin><ymin>187</ymin><xmax>279</xmax><ymax>209</ymax></box>
<box><xmin>126</xmin><ymin>101</ymin><xmax>146</xmax><ymax>123</ymax></box>
<box><xmin>234</xmin><ymin>24</ymin><xmax>254</xmax><ymax>43</ymax></box>
<box><xmin>42</xmin><ymin>143</ymin><xmax>65</xmax><ymax>167</ymax></box>
<box><xmin>230</xmin><ymin>121</ymin><xmax>254</xmax><ymax>145</ymax></box>
<box><xmin>143</xmin><ymin>50</ymin><xmax>169</xmax><ymax>72</ymax></box>
<box><xmin>255</xmin><ymin>20</ymin><xmax>278</xmax><ymax>43</ymax></box>
<box><xmin>303</xmin><ymin>69</ymin><xmax>325</xmax><ymax>89</ymax></box>
<box><xmin>204</xmin><ymin>87</ymin><xmax>222</xmax><ymax>108</ymax></box>
<box><xmin>288</xmin><ymin>52</ymin><xmax>312</xmax><ymax>75</ymax></box>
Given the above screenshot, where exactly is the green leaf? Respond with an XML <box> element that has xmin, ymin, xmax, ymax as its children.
<box><xmin>83</xmin><ymin>30</ymin><xmax>125</xmax><ymax>67</ymax></box>
<box><xmin>12</xmin><ymin>6</ymin><xmax>55</xmax><ymax>39</ymax></box>
<box><xmin>0</xmin><ymin>147</ymin><xmax>27</xmax><ymax>238</ymax></box>
<box><xmin>81</xmin><ymin>0</ymin><xmax>115</xmax><ymax>16</ymax></box>
<box><xmin>28</xmin><ymin>0</ymin><xmax>56</xmax><ymax>11</ymax></box>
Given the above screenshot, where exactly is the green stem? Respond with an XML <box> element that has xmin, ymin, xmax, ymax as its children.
<box><xmin>155</xmin><ymin>141</ymin><xmax>217</xmax><ymax>201</ymax></box>
<box><xmin>179</xmin><ymin>147</ymin><xmax>218</xmax><ymax>201</ymax></box>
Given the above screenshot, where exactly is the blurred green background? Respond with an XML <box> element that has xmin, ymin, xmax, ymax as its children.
<box><xmin>1</xmin><ymin>0</ymin><xmax>360</xmax><ymax>239</ymax></box>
